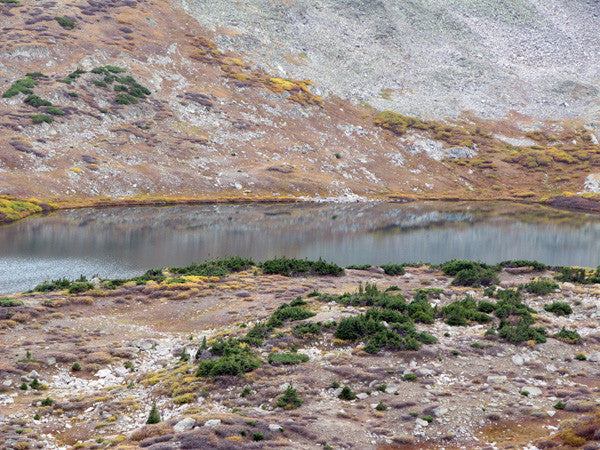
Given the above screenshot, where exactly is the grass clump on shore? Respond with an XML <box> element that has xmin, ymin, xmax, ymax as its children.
<box><xmin>440</xmin><ymin>260</ymin><xmax>500</xmax><ymax>287</ymax></box>
<box><xmin>170</xmin><ymin>256</ymin><xmax>254</xmax><ymax>277</ymax></box>
<box><xmin>261</xmin><ymin>257</ymin><xmax>343</xmax><ymax>276</ymax></box>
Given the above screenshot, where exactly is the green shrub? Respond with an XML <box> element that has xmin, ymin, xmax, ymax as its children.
<box><xmin>114</xmin><ymin>84</ymin><xmax>128</xmax><ymax>92</ymax></box>
<box><xmin>240</xmin><ymin>387</ymin><xmax>252</xmax><ymax>397</ymax></box>
<box><xmin>554</xmin><ymin>266</ymin><xmax>600</xmax><ymax>284</ymax></box>
<box><xmin>24</xmin><ymin>95</ymin><xmax>52</xmax><ymax>107</ymax></box>
<box><xmin>92</xmin><ymin>80</ymin><xmax>108</xmax><ymax>88</ymax></box>
<box><xmin>196</xmin><ymin>339</ymin><xmax>261</xmax><ymax>377</ymax></box>
<box><xmin>346</xmin><ymin>264</ymin><xmax>371</xmax><ymax>270</ymax></box>
<box><xmin>451</xmin><ymin>267</ymin><xmax>499</xmax><ymax>287</ymax></box>
<box><xmin>46</xmin><ymin>107</ymin><xmax>65</xmax><ymax>116</ymax></box>
<box><xmin>292</xmin><ymin>322</ymin><xmax>321</xmax><ymax>337</ymax></box>
<box><xmin>422</xmin><ymin>415</ymin><xmax>434</xmax><ymax>423</ymax></box>
<box><xmin>253</xmin><ymin>432</ymin><xmax>264</xmax><ymax>441</ymax></box>
<box><xmin>498</xmin><ymin>260</ymin><xmax>549</xmax><ymax>271</ymax></box>
<box><xmin>115</xmin><ymin>93</ymin><xmax>139</xmax><ymax>105</ymax></box>
<box><xmin>440</xmin><ymin>260</ymin><xmax>494</xmax><ymax>276</ymax></box>
<box><xmin>380</xmin><ymin>264</ymin><xmax>405</xmax><ymax>276</ymax></box>
<box><xmin>31</xmin><ymin>114</ymin><xmax>54</xmax><ymax>124</ymax></box>
<box><xmin>497</xmin><ymin>318</ymin><xmax>546</xmax><ymax>344</ymax></box>
<box><xmin>331</xmin><ymin>381</ymin><xmax>340</xmax><ymax>389</ymax></box>
<box><xmin>71</xmin><ymin>362</ymin><xmax>81</xmax><ymax>372</ymax></box>
<box><xmin>403</xmin><ymin>373</ymin><xmax>417</xmax><ymax>381</ymax></box>
<box><xmin>442</xmin><ymin>295</ymin><xmax>492</xmax><ymax>326</ymax></box>
<box><xmin>41</xmin><ymin>397</ymin><xmax>54</xmax><ymax>406</ymax></box>
<box><xmin>266</xmin><ymin>303</ymin><xmax>316</xmax><ymax>328</ymax></box>
<box><xmin>554</xmin><ymin>401</ymin><xmax>566</xmax><ymax>409</ymax></box>
<box><xmin>277</xmin><ymin>385</ymin><xmax>303</xmax><ymax>408</ymax></box>
<box><xmin>19</xmin><ymin>382</ymin><xmax>28</xmax><ymax>390</ymax></box>
<box><xmin>0</xmin><ymin>298</ymin><xmax>23</xmax><ymax>307</ymax></box>
<box><xmin>523</xmin><ymin>279</ymin><xmax>559</xmax><ymax>295</ymax></box>
<box><xmin>68</xmin><ymin>282</ymin><xmax>93</xmax><ymax>294</ymax></box>
<box><xmin>544</xmin><ymin>301</ymin><xmax>572</xmax><ymax>316</ymax></box>
<box><xmin>261</xmin><ymin>257</ymin><xmax>343</xmax><ymax>276</ymax></box>
<box><xmin>29</xmin><ymin>378</ymin><xmax>40</xmax><ymax>389</ymax></box>
<box><xmin>554</xmin><ymin>326</ymin><xmax>581</xmax><ymax>344</ymax></box>
<box><xmin>3</xmin><ymin>77</ymin><xmax>37</xmax><ymax>98</ymax></box>
<box><xmin>268</xmin><ymin>352</ymin><xmax>309</xmax><ymax>365</ymax></box>
<box><xmin>91</xmin><ymin>66</ymin><xmax>126</xmax><ymax>74</ymax></box>
<box><xmin>55</xmin><ymin>16</ymin><xmax>75</xmax><ymax>29</ymax></box>
<box><xmin>146</xmin><ymin>402</ymin><xmax>161</xmax><ymax>424</ymax></box>
<box><xmin>170</xmin><ymin>257</ymin><xmax>254</xmax><ymax>277</ymax></box>
<box><xmin>575</xmin><ymin>353</ymin><xmax>587</xmax><ymax>361</ymax></box>
<box><xmin>33</xmin><ymin>277</ymin><xmax>71</xmax><ymax>292</ymax></box>
<box><xmin>338</xmin><ymin>386</ymin><xmax>357</xmax><ymax>400</ymax></box>
<box><xmin>375</xmin><ymin>401</ymin><xmax>387</xmax><ymax>411</ymax></box>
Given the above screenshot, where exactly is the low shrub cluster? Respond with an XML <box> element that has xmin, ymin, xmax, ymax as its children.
<box><xmin>268</xmin><ymin>352</ymin><xmax>309</xmax><ymax>365</ymax></box>
<box><xmin>333</xmin><ymin>285</ymin><xmax>437</xmax><ymax>354</ymax></box>
<box><xmin>544</xmin><ymin>301</ymin><xmax>573</xmax><ymax>316</ymax></box>
<box><xmin>196</xmin><ymin>338</ymin><xmax>261</xmax><ymax>377</ymax></box>
<box><xmin>555</xmin><ymin>327</ymin><xmax>581</xmax><ymax>344</ymax></box>
<box><xmin>440</xmin><ymin>260</ymin><xmax>500</xmax><ymax>287</ymax></box>
<box><xmin>441</xmin><ymin>295</ymin><xmax>492</xmax><ymax>326</ymax></box>
<box><xmin>243</xmin><ymin>299</ymin><xmax>316</xmax><ymax>346</ymax></box>
<box><xmin>260</xmin><ymin>257</ymin><xmax>343</xmax><ymax>276</ymax></box>
<box><xmin>380</xmin><ymin>264</ymin><xmax>405</xmax><ymax>276</ymax></box>
<box><xmin>170</xmin><ymin>257</ymin><xmax>254</xmax><ymax>277</ymax></box>
<box><xmin>498</xmin><ymin>260</ymin><xmax>549</xmax><ymax>271</ymax></box>
<box><xmin>554</xmin><ymin>266</ymin><xmax>600</xmax><ymax>284</ymax></box>
<box><xmin>523</xmin><ymin>279</ymin><xmax>559</xmax><ymax>295</ymax></box>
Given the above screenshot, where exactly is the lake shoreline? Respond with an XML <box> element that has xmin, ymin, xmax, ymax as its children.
<box><xmin>2</xmin><ymin>193</ymin><xmax>600</xmax><ymax>227</ymax></box>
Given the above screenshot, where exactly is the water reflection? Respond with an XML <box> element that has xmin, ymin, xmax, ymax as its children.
<box><xmin>0</xmin><ymin>201</ymin><xmax>599</xmax><ymax>293</ymax></box>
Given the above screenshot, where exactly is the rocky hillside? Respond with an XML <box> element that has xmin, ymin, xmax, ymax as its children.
<box><xmin>0</xmin><ymin>0</ymin><xmax>599</xmax><ymax>210</ymax></box>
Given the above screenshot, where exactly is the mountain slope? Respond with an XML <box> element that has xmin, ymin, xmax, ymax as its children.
<box><xmin>0</xmin><ymin>0</ymin><xmax>599</xmax><ymax>211</ymax></box>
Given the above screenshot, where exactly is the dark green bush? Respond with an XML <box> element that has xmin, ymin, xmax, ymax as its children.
<box><xmin>25</xmin><ymin>72</ymin><xmax>47</xmax><ymax>79</ymax></box>
<box><xmin>498</xmin><ymin>260</ymin><xmax>549</xmax><ymax>271</ymax></box>
<box><xmin>554</xmin><ymin>326</ymin><xmax>580</xmax><ymax>344</ymax></box>
<box><xmin>55</xmin><ymin>16</ymin><xmax>75</xmax><ymax>29</ymax></box>
<box><xmin>170</xmin><ymin>257</ymin><xmax>254</xmax><ymax>277</ymax></box>
<box><xmin>196</xmin><ymin>339</ymin><xmax>261</xmax><ymax>377</ymax></box>
<box><xmin>92</xmin><ymin>80</ymin><xmax>108</xmax><ymax>88</ymax></box>
<box><xmin>497</xmin><ymin>318</ymin><xmax>546</xmax><ymax>344</ymax></box>
<box><xmin>523</xmin><ymin>279</ymin><xmax>559</xmax><ymax>295</ymax></box>
<box><xmin>31</xmin><ymin>114</ymin><xmax>54</xmax><ymax>124</ymax></box>
<box><xmin>554</xmin><ymin>266</ymin><xmax>600</xmax><ymax>284</ymax></box>
<box><xmin>24</xmin><ymin>95</ymin><xmax>52</xmax><ymax>107</ymax></box>
<box><xmin>41</xmin><ymin>397</ymin><xmax>54</xmax><ymax>406</ymax></box>
<box><xmin>440</xmin><ymin>260</ymin><xmax>494</xmax><ymax>276</ymax></box>
<box><xmin>146</xmin><ymin>402</ymin><xmax>161</xmax><ymax>424</ymax></box>
<box><xmin>380</xmin><ymin>264</ymin><xmax>405</xmax><ymax>276</ymax></box>
<box><xmin>277</xmin><ymin>385</ymin><xmax>303</xmax><ymax>408</ymax></box>
<box><xmin>346</xmin><ymin>264</ymin><xmax>371</xmax><ymax>270</ymax></box>
<box><xmin>338</xmin><ymin>386</ymin><xmax>357</xmax><ymax>400</ymax></box>
<box><xmin>3</xmin><ymin>77</ymin><xmax>37</xmax><ymax>98</ymax></box>
<box><xmin>261</xmin><ymin>257</ymin><xmax>343</xmax><ymax>277</ymax></box>
<box><xmin>442</xmin><ymin>295</ymin><xmax>492</xmax><ymax>326</ymax></box>
<box><xmin>0</xmin><ymin>298</ymin><xmax>23</xmax><ymax>307</ymax></box>
<box><xmin>451</xmin><ymin>267</ymin><xmax>499</xmax><ymax>287</ymax></box>
<box><xmin>68</xmin><ymin>282</ymin><xmax>93</xmax><ymax>294</ymax></box>
<box><xmin>268</xmin><ymin>352</ymin><xmax>309</xmax><ymax>365</ymax></box>
<box><xmin>33</xmin><ymin>277</ymin><xmax>72</xmax><ymax>292</ymax></box>
<box><xmin>46</xmin><ymin>106</ymin><xmax>64</xmax><ymax>116</ymax></box>
<box><xmin>266</xmin><ymin>303</ymin><xmax>316</xmax><ymax>328</ymax></box>
<box><xmin>544</xmin><ymin>301</ymin><xmax>572</xmax><ymax>316</ymax></box>
<box><xmin>292</xmin><ymin>322</ymin><xmax>321</xmax><ymax>337</ymax></box>
<box><xmin>115</xmin><ymin>93</ymin><xmax>139</xmax><ymax>105</ymax></box>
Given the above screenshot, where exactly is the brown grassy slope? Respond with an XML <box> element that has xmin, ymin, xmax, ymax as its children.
<box><xmin>0</xmin><ymin>0</ymin><xmax>598</xmax><ymax>210</ymax></box>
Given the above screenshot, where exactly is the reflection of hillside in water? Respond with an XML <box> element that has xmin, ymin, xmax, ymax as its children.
<box><xmin>1</xmin><ymin>201</ymin><xmax>599</xmax><ymax>294</ymax></box>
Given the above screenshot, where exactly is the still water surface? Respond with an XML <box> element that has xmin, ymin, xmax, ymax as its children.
<box><xmin>1</xmin><ymin>201</ymin><xmax>599</xmax><ymax>293</ymax></box>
